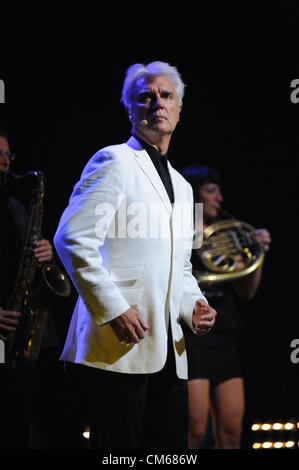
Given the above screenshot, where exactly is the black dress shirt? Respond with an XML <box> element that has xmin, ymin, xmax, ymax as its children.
<box><xmin>132</xmin><ymin>133</ymin><xmax>174</xmax><ymax>204</ymax></box>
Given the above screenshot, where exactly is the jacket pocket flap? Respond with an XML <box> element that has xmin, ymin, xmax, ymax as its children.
<box><xmin>110</xmin><ymin>265</ymin><xmax>144</xmax><ymax>283</ymax></box>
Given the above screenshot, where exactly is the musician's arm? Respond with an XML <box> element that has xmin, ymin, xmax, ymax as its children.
<box><xmin>232</xmin><ymin>228</ymin><xmax>271</xmax><ymax>300</ymax></box>
<box><xmin>232</xmin><ymin>264</ymin><xmax>263</xmax><ymax>300</ymax></box>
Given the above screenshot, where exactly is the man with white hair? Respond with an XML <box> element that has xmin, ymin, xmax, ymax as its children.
<box><xmin>54</xmin><ymin>61</ymin><xmax>217</xmax><ymax>449</ymax></box>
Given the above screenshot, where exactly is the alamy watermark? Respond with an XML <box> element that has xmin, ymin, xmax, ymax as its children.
<box><xmin>0</xmin><ymin>339</ymin><xmax>4</xmax><ymax>363</ymax></box>
<box><xmin>290</xmin><ymin>339</ymin><xmax>299</xmax><ymax>364</ymax></box>
<box><xmin>94</xmin><ymin>197</ymin><xmax>203</xmax><ymax>249</ymax></box>
<box><xmin>290</xmin><ymin>79</ymin><xmax>299</xmax><ymax>104</ymax></box>
<box><xmin>0</xmin><ymin>79</ymin><xmax>5</xmax><ymax>103</ymax></box>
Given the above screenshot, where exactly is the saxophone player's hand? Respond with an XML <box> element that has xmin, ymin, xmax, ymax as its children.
<box><xmin>0</xmin><ymin>307</ymin><xmax>21</xmax><ymax>341</ymax></box>
<box><xmin>33</xmin><ymin>239</ymin><xmax>53</xmax><ymax>264</ymax></box>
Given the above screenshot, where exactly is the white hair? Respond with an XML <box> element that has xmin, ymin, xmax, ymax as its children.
<box><xmin>121</xmin><ymin>61</ymin><xmax>186</xmax><ymax>110</ymax></box>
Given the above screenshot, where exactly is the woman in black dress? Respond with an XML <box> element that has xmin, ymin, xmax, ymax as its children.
<box><xmin>181</xmin><ymin>166</ymin><xmax>271</xmax><ymax>449</ymax></box>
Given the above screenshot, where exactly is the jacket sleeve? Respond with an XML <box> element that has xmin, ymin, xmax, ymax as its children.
<box><xmin>178</xmin><ymin>182</ymin><xmax>208</xmax><ymax>332</ymax></box>
<box><xmin>179</xmin><ymin>246</ymin><xmax>208</xmax><ymax>332</ymax></box>
<box><xmin>53</xmin><ymin>147</ymin><xmax>131</xmax><ymax>327</ymax></box>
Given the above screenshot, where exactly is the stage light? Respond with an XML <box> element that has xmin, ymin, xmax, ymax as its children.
<box><xmin>284</xmin><ymin>422</ymin><xmax>295</xmax><ymax>431</ymax></box>
<box><xmin>272</xmin><ymin>423</ymin><xmax>283</xmax><ymax>430</ymax></box>
<box><xmin>273</xmin><ymin>442</ymin><xmax>283</xmax><ymax>449</ymax></box>
<box><xmin>253</xmin><ymin>440</ymin><xmax>298</xmax><ymax>449</ymax></box>
<box><xmin>262</xmin><ymin>441</ymin><xmax>273</xmax><ymax>449</ymax></box>
<box><xmin>251</xmin><ymin>419</ymin><xmax>298</xmax><ymax>432</ymax></box>
<box><xmin>251</xmin><ymin>424</ymin><xmax>261</xmax><ymax>431</ymax></box>
<box><xmin>83</xmin><ymin>426</ymin><xmax>90</xmax><ymax>440</ymax></box>
<box><xmin>252</xmin><ymin>442</ymin><xmax>262</xmax><ymax>449</ymax></box>
<box><xmin>285</xmin><ymin>441</ymin><xmax>295</xmax><ymax>448</ymax></box>
<box><xmin>251</xmin><ymin>418</ymin><xmax>299</xmax><ymax>449</ymax></box>
<box><xmin>261</xmin><ymin>423</ymin><xmax>271</xmax><ymax>431</ymax></box>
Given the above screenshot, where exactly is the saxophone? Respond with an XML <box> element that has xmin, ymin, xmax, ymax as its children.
<box><xmin>5</xmin><ymin>171</ymin><xmax>71</xmax><ymax>367</ymax></box>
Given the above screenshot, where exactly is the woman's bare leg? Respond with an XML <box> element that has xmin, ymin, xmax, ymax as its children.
<box><xmin>210</xmin><ymin>378</ymin><xmax>244</xmax><ymax>449</ymax></box>
<box><xmin>187</xmin><ymin>379</ymin><xmax>210</xmax><ymax>449</ymax></box>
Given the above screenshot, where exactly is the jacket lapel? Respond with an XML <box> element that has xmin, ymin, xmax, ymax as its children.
<box><xmin>126</xmin><ymin>136</ymin><xmax>173</xmax><ymax>214</ymax></box>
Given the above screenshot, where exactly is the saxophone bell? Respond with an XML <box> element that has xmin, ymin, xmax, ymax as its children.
<box><xmin>41</xmin><ymin>264</ymin><xmax>71</xmax><ymax>298</ymax></box>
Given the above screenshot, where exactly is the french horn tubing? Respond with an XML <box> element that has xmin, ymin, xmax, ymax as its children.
<box><xmin>193</xmin><ymin>219</ymin><xmax>265</xmax><ymax>284</ymax></box>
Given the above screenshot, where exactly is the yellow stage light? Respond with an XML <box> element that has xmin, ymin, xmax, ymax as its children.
<box><xmin>285</xmin><ymin>441</ymin><xmax>295</xmax><ymax>448</ymax></box>
<box><xmin>261</xmin><ymin>424</ymin><xmax>271</xmax><ymax>431</ymax></box>
<box><xmin>273</xmin><ymin>442</ymin><xmax>284</xmax><ymax>448</ymax></box>
<box><xmin>262</xmin><ymin>441</ymin><xmax>273</xmax><ymax>449</ymax></box>
<box><xmin>284</xmin><ymin>422</ymin><xmax>295</xmax><ymax>431</ymax></box>
<box><xmin>251</xmin><ymin>424</ymin><xmax>261</xmax><ymax>431</ymax></box>
<box><xmin>252</xmin><ymin>442</ymin><xmax>262</xmax><ymax>449</ymax></box>
<box><xmin>272</xmin><ymin>423</ymin><xmax>283</xmax><ymax>430</ymax></box>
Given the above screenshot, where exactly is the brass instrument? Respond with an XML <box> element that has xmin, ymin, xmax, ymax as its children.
<box><xmin>193</xmin><ymin>219</ymin><xmax>265</xmax><ymax>284</ymax></box>
<box><xmin>5</xmin><ymin>171</ymin><xmax>71</xmax><ymax>367</ymax></box>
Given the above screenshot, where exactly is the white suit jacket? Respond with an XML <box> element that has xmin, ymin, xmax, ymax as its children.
<box><xmin>54</xmin><ymin>136</ymin><xmax>207</xmax><ymax>379</ymax></box>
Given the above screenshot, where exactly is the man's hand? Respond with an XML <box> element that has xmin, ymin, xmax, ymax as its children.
<box><xmin>110</xmin><ymin>307</ymin><xmax>149</xmax><ymax>344</ymax></box>
<box><xmin>192</xmin><ymin>299</ymin><xmax>217</xmax><ymax>336</ymax></box>
<box><xmin>0</xmin><ymin>307</ymin><xmax>21</xmax><ymax>341</ymax></box>
<box><xmin>33</xmin><ymin>239</ymin><xmax>53</xmax><ymax>264</ymax></box>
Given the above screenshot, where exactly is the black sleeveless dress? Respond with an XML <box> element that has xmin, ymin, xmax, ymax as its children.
<box><xmin>182</xmin><ymin>248</ymin><xmax>244</xmax><ymax>381</ymax></box>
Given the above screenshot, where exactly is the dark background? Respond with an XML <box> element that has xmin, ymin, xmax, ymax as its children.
<box><xmin>1</xmin><ymin>5</ymin><xmax>299</xmax><ymax>449</ymax></box>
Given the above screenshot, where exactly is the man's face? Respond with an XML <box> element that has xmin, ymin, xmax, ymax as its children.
<box><xmin>129</xmin><ymin>75</ymin><xmax>182</xmax><ymax>136</ymax></box>
<box><xmin>0</xmin><ymin>136</ymin><xmax>11</xmax><ymax>173</ymax></box>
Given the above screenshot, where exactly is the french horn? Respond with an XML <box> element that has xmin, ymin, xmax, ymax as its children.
<box><xmin>193</xmin><ymin>219</ymin><xmax>265</xmax><ymax>284</ymax></box>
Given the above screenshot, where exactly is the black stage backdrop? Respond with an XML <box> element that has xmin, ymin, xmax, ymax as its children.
<box><xmin>1</xmin><ymin>5</ymin><xmax>299</xmax><ymax>451</ymax></box>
